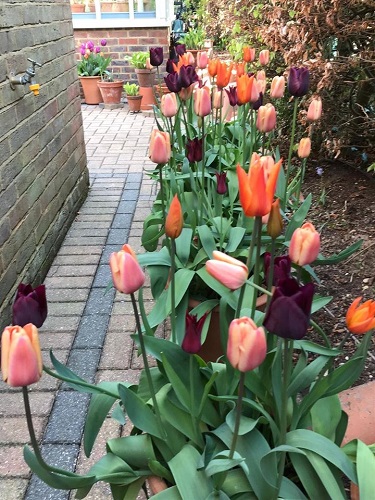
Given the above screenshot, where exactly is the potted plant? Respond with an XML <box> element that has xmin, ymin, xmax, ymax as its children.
<box><xmin>97</xmin><ymin>73</ymin><xmax>125</xmax><ymax>106</ymax></box>
<box><xmin>125</xmin><ymin>51</ymin><xmax>157</xmax><ymax>110</ymax></box>
<box><xmin>123</xmin><ymin>82</ymin><xmax>143</xmax><ymax>113</ymax></box>
<box><xmin>77</xmin><ymin>39</ymin><xmax>111</xmax><ymax>105</ymax></box>
<box><xmin>70</xmin><ymin>0</ymin><xmax>85</xmax><ymax>13</ymax></box>
<box><xmin>177</xmin><ymin>26</ymin><xmax>207</xmax><ymax>65</ymax></box>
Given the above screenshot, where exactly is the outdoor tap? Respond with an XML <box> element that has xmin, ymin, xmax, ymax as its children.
<box><xmin>8</xmin><ymin>58</ymin><xmax>42</xmax><ymax>94</ymax></box>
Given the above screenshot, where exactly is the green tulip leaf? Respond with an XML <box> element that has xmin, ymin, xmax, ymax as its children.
<box><xmin>175</xmin><ymin>227</ymin><xmax>193</xmax><ymax>266</ymax></box>
<box><xmin>356</xmin><ymin>439</ymin><xmax>375</xmax><ymax>498</ymax></box>
<box><xmin>288</xmin><ymin>355</ymin><xmax>330</xmax><ymax>397</ymax></box>
<box><xmin>314</xmin><ymin>239</ymin><xmax>363</xmax><ymax>265</ymax></box>
<box><xmin>310</xmin><ymin>395</ymin><xmax>342</xmax><ymax>441</ymax></box>
<box><xmin>284</xmin><ymin>194</ymin><xmax>312</xmax><ymax>241</ymax></box>
<box><xmin>107</xmin><ymin>434</ymin><xmax>156</xmax><ymax>469</ymax></box>
<box><xmin>197</xmin><ymin>225</ymin><xmax>217</xmax><ymax>258</ymax></box>
<box><xmin>151</xmin><ymin>486</ymin><xmax>182</xmax><ymax>499</ymax></box>
<box><xmin>84</xmin><ymin>391</ymin><xmax>117</xmax><ymax>457</ymax></box>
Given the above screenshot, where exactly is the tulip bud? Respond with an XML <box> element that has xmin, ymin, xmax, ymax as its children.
<box><xmin>237</xmin><ymin>74</ymin><xmax>254</xmax><ymax>105</ymax></box>
<box><xmin>289</xmin><ymin>222</ymin><xmax>320</xmax><ymax>266</ymax></box>
<box><xmin>259</xmin><ymin>49</ymin><xmax>270</xmax><ymax>66</ymax></box>
<box><xmin>194</xmin><ymin>86</ymin><xmax>211</xmax><ymax>117</ymax></box>
<box><xmin>186</xmin><ymin>137</ymin><xmax>203</xmax><ymax>163</ymax></box>
<box><xmin>12</xmin><ymin>284</ymin><xmax>47</xmax><ymax>328</ymax></box>
<box><xmin>149</xmin><ymin>129</ymin><xmax>171</xmax><ymax>164</ymax></box>
<box><xmin>206</xmin><ymin>251</ymin><xmax>248</xmax><ymax>290</ymax></box>
<box><xmin>307</xmin><ymin>97</ymin><xmax>322</xmax><ymax>121</ymax></box>
<box><xmin>256</xmin><ymin>103</ymin><xmax>276</xmax><ymax>133</ymax></box>
<box><xmin>267</xmin><ymin>199</ymin><xmax>283</xmax><ymax>239</ymax></box>
<box><xmin>288</xmin><ymin>67</ymin><xmax>310</xmax><ymax>97</ymax></box>
<box><xmin>224</xmin><ymin>87</ymin><xmax>237</xmax><ymax>107</ymax></box>
<box><xmin>160</xmin><ymin>92</ymin><xmax>178</xmax><ymax>117</ymax></box>
<box><xmin>298</xmin><ymin>138</ymin><xmax>311</xmax><ymax>159</ymax></box>
<box><xmin>165</xmin><ymin>194</ymin><xmax>183</xmax><ymax>239</ymax></box>
<box><xmin>149</xmin><ymin>46</ymin><xmax>163</xmax><ymax>67</ymax></box>
<box><xmin>227</xmin><ymin>317</ymin><xmax>267</xmax><ymax>372</ymax></box>
<box><xmin>182</xmin><ymin>313</ymin><xmax>208</xmax><ymax>354</ymax></box>
<box><xmin>1</xmin><ymin>324</ymin><xmax>43</xmax><ymax>387</ymax></box>
<box><xmin>110</xmin><ymin>244</ymin><xmax>145</xmax><ymax>294</ymax></box>
<box><xmin>243</xmin><ymin>46</ymin><xmax>255</xmax><ymax>63</ymax></box>
<box><xmin>215</xmin><ymin>172</ymin><xmax>227</xmax><ymax>195</ymax></box>
<box><xmin>197</xmin><ymin>51</ymin><xmax>209</xmax><ymax>69</ymax></box>
<box><xmin>346</xmin><ymin>297</ymin><xmax>375</xmax><ymax>335</ymax></box>
<box><xmin>270</xmin><ymin>76</ymin><xmax>285</xmax><ymax>98</ymax></box>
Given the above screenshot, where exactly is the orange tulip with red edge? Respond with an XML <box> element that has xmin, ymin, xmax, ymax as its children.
<box><xmin>205</xmin><ymin>251</ymin><xmax>248</xmax><ymax>290</ymax></box>
<box><xmin>149</xmin><ymin>129</ymin><xmax>171</xmax><ymax>164</ymax></box>
<box><xmin>237</xmin><ymin>159</ymin><xmax>282</xmax><ymax>217</ymax></box>
<box><xmin>236</xmin><ymin>74</ymin><xmax>254</xmax><ymax>105</ymax></box>
<box><xmin>1</xmin><ymin>324</ymin><xmax>43</xmax><ymax>387</ymax></box>
<box><xmin>110</xmin><ymin>244</ymin><xmax>145</xmax><ymax>294</ymax></box>
<box><xmin>216</xmin><ymin>60</ymin><xmax>232</xmax><ymax>89</ymax></box>
<box><xmin>346</xmin><ymin>297</ymin><xmax>375</xmax><ymax>334</ymax></box>
<box><xmin>289</xmin><ymin>222</ymin><xmax>320</xmax><ymax>266</ymax></box>
<box><xmin>165</xmin><ymin>194</ymin><xmax>183</xmax><ymax>239</ymax></box>
<box><xmin>227</xmin><ymin>317</ymin><xmax>267</xmax><ymax>372</ymax></box>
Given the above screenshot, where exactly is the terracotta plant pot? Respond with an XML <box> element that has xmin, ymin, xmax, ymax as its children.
<box><xmin>139</xmin><ymin>86</ymin><xmax>156</xmax><ymax>111</ymax></box>
<box><xmin>153</xmin><ymin>84</ymin><xmax>171</xmax><ymax>100</ymax></box>
<box><xmin>100</xmin><ymin>1</ymin><xmax>113</xmax><ymax>12</ymax></box>
<box><xmin>97</xmin><ymin>80</ymin><xmax>124</xmax><ymax>104</ymax></box>
<box><xmin>135</xmin><ymin>68</ymin><xmax>157</xmax><ymax>88</ymax></box>
<box><xmin>79</xmin><ymin>76</ymin><xmax>103</xmax><ymax>105</ymax></box>
<box><xmin>126</xmin><ymin>94</ymin><xmax>143</xmax><ymax>113</ymax></box>
<box><xmin>71</xmin><ymin>4</ymin><xmax>85</xmax><ymax>13</ymax></box>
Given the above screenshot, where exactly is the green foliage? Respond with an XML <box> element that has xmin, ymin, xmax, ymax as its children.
<box><xmin>125</xmin><ymin>51</ymin><xmax>149</xmax><ymax>69</ymax></box>
<box><xmin>179</xmin><ymin>27</ymin><xmax>206</xmax><ymax>49</ymax></box>
<box><xmin>123</xmin><ymin>82</ymin><xmax>140</xmax><ymax>95</ymax></box>
<box><xmin>77</xmin><ymin>51</ymin><xmax>111</xmax><ymax>77</ymax></box>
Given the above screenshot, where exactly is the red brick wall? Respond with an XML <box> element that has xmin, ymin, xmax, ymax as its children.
<box><xmin>74</xmin><ymin>28</ymin><xmax>169</xmax><ymax>83</ymax></box>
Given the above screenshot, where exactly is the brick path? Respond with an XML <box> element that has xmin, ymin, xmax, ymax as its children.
<box><xmin>0</xmin><ymin>105</ymin><xmax>157</xmax><ymax>499</ymax></box>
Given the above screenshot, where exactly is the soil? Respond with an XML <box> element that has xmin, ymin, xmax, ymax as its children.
<box><xmin>302</xmin><ymin>159</ymin><xmax>375</xmax><ymax>385</ymax></box>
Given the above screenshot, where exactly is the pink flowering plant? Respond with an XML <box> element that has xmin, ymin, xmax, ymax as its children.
<box><xmin>77</xmin><ymin>39</ymin><xmax>111</xmax><ymax>77</ymax></box>
<box><xmin>2</xmin><ymin>44</ymin><xmax>375</xmax><ymax>500</ymax></box>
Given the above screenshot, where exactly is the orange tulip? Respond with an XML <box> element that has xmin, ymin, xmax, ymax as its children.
<box><xmin>227</xmin><ymin>317</ymin><xmax>267</xmax><ymax>372</ymax></box>
<box><xmin>270</xmin><ymin>76</ymin><xmax>285</xmax><ymax>98</ymax></box>
<box><xmin>307</xmin><ymin>97</ymin><xmax>322</xmax><ymax>121</ymax></box>
<box><xmin>110</xmin><ymin>244</ymin><xmax>145</xmax><ymax>294</ymax></box>
<box><xmin>165</xmin><ymin>194</ymin><xmax>183</xmax><ymax>239</ymax></box>
<box><xmin>208</xmin><ymin>58</ymin><xmax>218</xmax><ymax>78</ymax></box>
<box><xmin>298</xmin><ymin>138</ymin><xmax>311</xmax><ymax>159</ymax></box>
<box><xmin>243</xmin><ymin>46</ymin><xmax>255</xmax><ymax>63</ymax></box>
<box><xmin>216</xmin><ymin>60</ymin><xmax>232</xmax><ymax>89</ymax></box>
<box><xmin>149</xmin><ymin>129</ymin><xmax>171</xmax><ymax>164</ymax></box>
<box><xmin>256</xmin><ymin>103</ymin><xmax>277</xmax><ymax>133</ymax></box>
<box><xmin>235</xmin><ymin>62</ymin><xmax>245</xmax><ymax>77</ymax></box>
<box><xmin>346</xmin><ymin>297</ymin><xmax>375</xmax><ymax>334</ymax></box>
<box><xmin>289</xmin><ymin>222</ymin><xmax>320</xmax><ymax>266</ymax></box>
<box><xmin>1</xmin><ymin>324</ymin><xmax>43</xmax><ymax>387</ymax></box>
<box><xmin>237</xmin><ymin>159</ymin><xmax>282</xmax><ymax>217</ymax></box>
<box><xmin>194</xmin><ymin>86</ymin><xmax>211</xmax><ymax>117</ymax></box>
<box><xmin>206</xmin><ymin>251</ymin><xmax>248</xmax><ymax>290</ymax></box>
<box><xmin>236</xmin><ymin>74</ymin><xmax>254</xmax><ymax>105</ymax></box>
<box><xmin>160</xmin><ymin>92</ymin><xmax>178</xmax><ymax>117</ymax></box>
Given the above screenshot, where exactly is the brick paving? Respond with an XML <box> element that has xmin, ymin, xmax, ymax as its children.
<box><xmin>0</xmin><ymin>105</ymin><xmax>157</xmax><ymax>499</ymax></box>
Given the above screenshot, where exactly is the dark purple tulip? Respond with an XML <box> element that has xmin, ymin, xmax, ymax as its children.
<box><xmin>288</xmin><ymin>67</ymin><xmax>310</xmax><ymax>97</ymax></box>
<box><xmin>150</xmin><ymin>47</ymin><xmax>164</xmax><ymax>67</ymax></box>
<box><xmin>166</xmin><ymin>58</ymin><xmax>177</xmax><ymax>74</ymax></box>
<box><xmin>175</xmin><ymin>44</ymin><xmax>186</xmax><ymax>56</ymax></box>
<box><xmin>225</xmin><ymin>87</ymin><xmax>238</xmax><ymax>107</ymax></box>
<box><xmin>264</xmin><ymin>278</ymin><xmax>314</xmax><ymax>340</ymax></box>
<box><xmin>100</xmin><ymin>39</ymin><xmax>107</xmax><ymax>47</ymax></box>
<box><xmin>264</xmin><ymin>253</ymin><xmax>291</xmax><ymax>286</ymax></box>
<box><xmin>164</xmin><ymin>72</ymin><xmax>181</xmax><ymax>93</ymax></box>
<box><xmin>215</xmin><ymin>172</ymin><xmax>227</xmax><ymax>195</ymax></box>
<box><xmin>252</xmin><ymin>92</ymin><xmax>263</xmax><ymax>111</ymax></box>
<box><xmin>182</xmin><ymin>313</ymin><xmax>208</xmax><ymax>354</ymax></box>
<box><xmin>12</xmin><ymin>283</ymin><xmax>47</xmax><ymax>328</ymax></box>
<box><xmin>186</xmin><ymin>137</ymin><xmax>203</xmax><ymax>163</ymax></box>
<box><xmin>179</xmin><ymin>65</ymin><xmax>198</xmax><ymax>88</ymax></box>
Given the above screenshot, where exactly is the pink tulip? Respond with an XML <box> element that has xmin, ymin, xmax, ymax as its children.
<box><xmin>206</xmin><ymin>251</ymin><xmax>248</xmax><ymax>290</ymax></box>
<box><xmin>256</xmin><ymin>103</ymin><xmax>276</xmax><ymax>133</ymax></box>
<box><xmin>307</xmin><ymin>97</ymin><xmax>322</xmax><ymax>121</ymax></box>
<box><xmin>110</xmin><ymin>244</ymin><xmax>145</xmax><ymax>294</ymax></box>
<box><xmin>289</xmin><ymin>222</ymin><xmax>320</xmax><ymax>266</ymax></box>
<box><xmin>259</xmin><ymin>49</ymin><xmax>270</xmax><ymax>66</ymax></box>
<box><xmin>197</xmin><ymin>51</ymin><xmax>209</xmax><ymax>69</ymax></box>
<box><xmin>227</xmin><ymin>317</ymin><xmax>267</xmax><ymax>372</ymax></box>
<box><xmin>161</xmin><ymin>92</ymin><xmax>178</xmax><ymax>117</ymax></box>
<box><xmin>1</xmin><ymin>324</ymin><xmax>43</xmax><ymax>387</ymax></box>
<box><xmin>270</xmin><ymin>76</ymin><xmax>285</xmax><ymax>98</ymax></box>
<box><xmin>298</xmin><ymin>137</ymin><xmax>311</xmax><ymax>158</ymax></box>
<box><xmin>149</xmin><ymin>129</ymin><xmax>171</xmax><ymax>164</ymax></box>
<box><xmin>194</xmin><ymin>86</ymin><xmax>211</xmax><ymax>117</ymax></box>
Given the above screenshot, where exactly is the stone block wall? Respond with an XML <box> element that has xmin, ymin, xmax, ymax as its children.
<box><xmin>0</xmin><ymin>0</ymin><xmax>89</xmax><ymax>329</ymax></box>
<box><xmin>74</xmin><ymin>27</ymin><xmax>169</xmax><ymax>83</ymax></box>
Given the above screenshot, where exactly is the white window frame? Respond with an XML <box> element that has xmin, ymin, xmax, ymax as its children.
<box><xmin>72</xmin><ymin>0</ymin><xmax>175</xmax><ymax>29</ymax></box>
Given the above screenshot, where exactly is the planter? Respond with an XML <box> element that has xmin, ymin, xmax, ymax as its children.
<box><xmin>139</xmin><ymin>86</ymin><xmax>156</xmax><ymax>111</ymax></box>
<box><xmin>79</xmin><ymin>76</ymin><xmax>103</xmax><ymax>105</ymax></box>
<box><xmin>135</xmin><ymin>68</ymin><xmax>156</xmax><ymax>88</ymax></box>
<box><xmin>71</xmin><ymin>4</ymin><xmax>85</xmax><ymax>13</ymax></box>
<box><xmin>112</xmin><ymin>1</ymin><xmax>129</xmax><ymax>12</ymax></box>
<box><xmin>97</xmin><ymin>80</ymin><xmax>124</xmax><ymax>104</ymax></box>
<box><xmin>153</xmin><ymin>84</ymin><xmax>171</xmax><ymax>100</ymax></box>
<box><xmin>126</xmin><ymin>94</ymin><xmax>143</xmax><ymax>113</ymax></box>
<box><xmin>100</xmin><ymin>1</ymin><xmax>113</xmax><ymax>11</ymax></box>
<box><xmin>186</xmin><ymin>49</ymin><xmax>199</xmax><ymax>67</ymax></box>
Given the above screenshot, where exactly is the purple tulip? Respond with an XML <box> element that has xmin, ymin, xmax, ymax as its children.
<box><xmin>225</xmin><ymin>87</ymin><xmax>238</xmax><ymax>107</ymax></box>
<box><xmin>150</xmin><ymin>47</ymin><xmax>164</xmax><ymax>67</ymax></box>
<box><xmin>175</xmin><ymin>44</ymin><xmax>186</xmax><ymax>56</ymax></box>
<box><xmin>80</xmin><ymin>47</ymin><xmax>86</xmax><ymax>56</ymax></box>
<box><xmin>179</xmin><ymin>65</ymin><xmax>198</xmax><ymax>89</ymax></box>
<box><xmin>186</xmin><ymin>137</ymin><xmax>203</xmax><ymax>163</ymax></box>
<box><xmin>264</xmin><ymin>253</ymin><xmax>292</xmax><ymax>286</ymax></box>
<box><xmin>288</xmin><ymin>67</ymin><xmax>310</xmax><ymax>97</ymax></box>
<box><xmin>166</xmin><ymin>58</ymin><xmax>177</xmax><ymax>74</ymax></box>
<box><xmin>86</xmin><ymin>40</ymin><xmax>94</xmax><ymax>51</ymax></box>
<box><xmin>12</xmin><ymin>283</ymin><xmax>48</xmax><ymax>328</ymax></box>
<box><xmin>95</xmin><ymin>46</ymin><xmax>101</xmax><ymax>54</ymax></box>
<box><xmin>264</xmin><ymin>278</ymin><xmax>314</xmax><ymax>340</ymax></box>
<box><xmin>182</xmin><ymin>313</ymin><xmax>208</xmax><ymax>354</ymax></box>
<box><xmin>100</xmin><ymin>39</ymin><xmax>107</xmax><ymax>46</ymax></box>
<box><xmin>215</xmin><ymin>172</ymin><xmax>227</xmax><ymax>195</ymax></box>
<box><xmin>252</xmin><ymin>92</ymin><xmax>263</xmax><ymax>111</ymax></box>
<box><xmin>164</xmin><ymin>72</ymin><xmax>182</xmax><ymax>93</ymax></box>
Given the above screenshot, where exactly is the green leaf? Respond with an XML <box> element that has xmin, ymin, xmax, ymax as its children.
<box><xmin>165</xmin><ymin>268</ymin><xmax>195</xmax><ymax>314</ymax></box>
<box><xmin>148</xmin><ymin>459</ymin><xmax>174</xmax><ymax>484</ymax></box>
<box><xmin>311</xmin><ymin>294</ymin><xmax>333</xmax><ymax>313</ymax></box>
<box><xmin>305</xmin><ymin>450</ymin><xmax>346</xmax><ymax>499</ymax></box>
<box><xmin>205</xmin><ymin>452</ymin><xmax>246</xmax><ymax>477</ymax></box>
<box><xmin>284</xmin><ymin>194</ymin><xmax>312</xmax><ymax>241</ymax></box>
<box><xmin>315</xmin><ymin>240</ymin><xmax>362</xmax><ymax>265</ymax></box>
<box><xmin>288</xmin><ymin>355</ymin><xmax>330</xmax><ymax>397</ymax></box>
<box><xmin>117</xmin><ymin>384</ymin><xmax>165</xmax><ymax>439</ymax></box>
<box><xmin>197</xmin><ymin>225</ymin><xmax>216</xmax><ymax>258</ymax></box>
<box><xmin>107</xmin><ymin>434</ymin><xmax>156</xmax><ymax>469</ymax></box>
<box><xmin>148</xmin><ymin>265</ymin><xmax>170</xmax><ymax>299</ymax></box>
<box><xmin>226</xmin><ymin>407</ymin><xmax>261</xmax><ymax>436</ymax></box>
<box><xmin>289</xmin><ymin>451</ymin><xmax>332</xmax><ymax>499</ymax></box>
<box><xmin>175</xmin><ymin>227</ymin><xmax>193</xmax><ymax>266</ymax></box>
<box><xmin>224</xmin><ymin>227</ymin><xmax>246</xmax><ymax>253</ymax></box>
<box><xmin>160</xmin><ymin>352</ymin><xmax>191</xmax><ymax>411</ymax></box>
<box><xmin>294</xmin><ymin>340</ymin><xmax>339</xmax><ymax>356</ymax></box>
<box><xmin>137</xmin><ymin>246</ymin><xmax>171</xmax><ymax>267</ymax></box>
<box><xmin>152</xmin><ymin>486</ymin><xmax>182</xmax><ymax>499</ymax></box>
<box><xmin>357</xmin><ymin>440</ymin><xmax>375</xmax><ymax>499</ymax></box>
<box><xmin>84</xmin><ymin>390</ymin><xmax>117</xmax><ymax>457</ymax></box>
<box><xmin>310</xmin><ymin>395</ymin><xmax>342</xmax><ymax>440</ymax></box>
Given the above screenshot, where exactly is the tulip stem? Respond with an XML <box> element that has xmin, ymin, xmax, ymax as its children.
<box><xmin>246</xmin><ymin>280</ymin><xmax>272</xmax><ymax>297</ymax></box>
<box><xmin>199</xmin><ymin>118</ymin><xmax>206</xmax><ymax>225</ymax></box>
<box><xmin>283</xmin><ymin>97</ymin><xmax>299</xmax><ymax>211</ymax></box>
<box><xmin>248</xmin><ymin>106</ymin><xmax>254</xmax><ymax>163</ymax></box>
<box><xmin>242</xmin><ymin>105</ymin><xmax>247</xmax><ymax>166</ymax></box>
<box><xmin>130</xmin><ymin>293</ymin><xmax>166</xmax><ymax>439</ymax></box>
<box><xmin>251</xmin><ymin>216</ymin><xmax>263</xmax><ymax>317</ymax></box>
<box><xmin>23</xmin><ymin>386</ymin><xmax>46</xmax><ymax>466</ymax></box>
<box><xmin>189</xmin><ymin>355</ymin><xmax>203</xmax><ymax>446</ymax></box>
<box><xmin>229</xmin><ymin>371</ymin><xmax>245</xmax><ymax>459</ymax></box>
<box><xmin>295</xmin><ymin>158</ymin><xmax>307</xmax><ymax>206</ymax></box>
<box><xmin>158</xmin><ymin>164</ymin><xmax>166</xmax><ymax>225</ymax></box>
<box><xmin>170</xmin><ymin>238</ymin><xmax>177</xmax><ymax>343</ymax></box>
